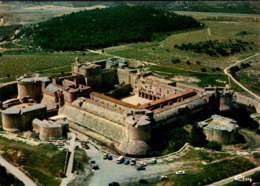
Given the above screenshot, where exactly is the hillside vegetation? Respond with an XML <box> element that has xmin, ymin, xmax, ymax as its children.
<box><xmin>16</xmin><ymin>5</ymin><xmax>202</xmax><ymax>51</ymax></box>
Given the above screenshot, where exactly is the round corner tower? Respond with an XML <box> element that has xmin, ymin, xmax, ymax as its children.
<box><xmin>119</xmin><ymin>109</ymin><xmax>153</xmax><ymax>156</ymax></box>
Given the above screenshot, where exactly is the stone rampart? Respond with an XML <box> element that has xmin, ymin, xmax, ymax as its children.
<box><xmin>234</xmin><ymin>93</ymin><xmax>260</xmax><ymax>113</ymax></box>
<box><xmin>41</xmin><ymin>93</ymin><xmax>57</xmax><ymax>110</ymax></box>
<box><xmin>32</xmin><ymin>118</ymin><xmax>68</xmax><ymax>140</ymax></box>
<box><xmin>58</xmin><ymin>104</ymin><xmax>126</xmax><ymax>142</ymax></box>
<box><xmin>204</xmin><ymin>127</ymin><xmax>238</xmax><ymax>144</ymax></box>
<box><xmin>0</xmin><ymin>81</ymin><xmax>17</xmax><ymax>101</ymax></box>
<box><xmin>71</xmin><ymin>98</ymin><xmax>124</xmax><ymax>125</ymax></box>
<box><xmin>153</xmin><ymin>97</ymin><xmax>208</xmax><ymax>127</ymax></box>
<box><xmin>1</xmin><ymin>104</ymin><xmax>47</xmax><ymax>131</ymax></box>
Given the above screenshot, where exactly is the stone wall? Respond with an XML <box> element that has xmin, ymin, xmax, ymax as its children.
<box><xmin>58</xmin><ymin>104</ymin><xmax>126</xmax><ymax>142</ymax></box>
<box><xmin>101</xmin><ymin>69</ymin><xmax>118</xmax><ymax>91</ymax></box>
<box><xmin>90</xmin><ymin>92</ymin><xmax>138</xmax><ymax>111</ymax></box>
<box><xmin>203</xmin><ymin>127</ymin><xmax>238</xmax><ymax>144</ymax></box>
<box><xmin>71</xmin><ymin>98</ymin><xmax>124</xmax><ymax>125</ymax></box>
<box><xmin>17</xmin><ymin>82</ymin><xmax>42</xmax><ymax>102</ymax></box>
<box><xmin>153</xmin><ymin>97</ymin><xmax>208</xmax><ymax>127</ymax></box>
<box><xmin>234</xmin><ymin>93</ymin><xmax>260</xmax><ymax>113</ymax></box>
<box><xmin>1</xmin><ymin>109</ymin><xmax>21</xmax><ymax>131</ymax></box>
<box><xmin>41</xmin><ymin>92</ymin><xmax>57</xmax><ymax>110</ymax></box>
<box><xmin>1</xmin><ymin>104</ymin><xmax>47</xmax><ymax>131</ymax></box>
<box><xmin>32</xmin><ymin>118</ymin><xmax>68</xmax><ymax>140</ymax></box>
<box><xmin>0</xmin><ymin>81</ymin><xmax>17</xmax><ymax>101</ymax></box>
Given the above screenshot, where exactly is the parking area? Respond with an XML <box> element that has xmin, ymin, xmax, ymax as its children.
<box><xmin>78</xmin><ymin>141</ymin><xmax>184</xmax><ymax>186</ymax></box>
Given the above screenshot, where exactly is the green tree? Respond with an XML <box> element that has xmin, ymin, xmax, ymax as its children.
<box><xmin>207</xmin><ymin>141</ymin><xmax>222</xmax><ymax>151</ymax></box>
<box><xmin>189</xmin><ymin>124</ymin><xmax>208</xmax><ymax>147</ymax></box>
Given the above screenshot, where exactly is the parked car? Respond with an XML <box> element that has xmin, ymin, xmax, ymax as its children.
<box><xmin>138</xmin><ymin>162</ymin><xmax>147</xmax><ymax>167</ymax></box>
<box><xmin>103</xmin><ymin>153</ymin><xmax>108</xmax><ymax>159</ymax></box>
<box><xmin>130</xmin><ymin>159</ymin><xmax>136</xmax><ymax>165</ymax></box>
<box><xmin>160</xmin><ymin>175</ymin><xmax>168</xmax><ymax>180</ymax></box>
<box><xmin>91</xmin><ymin>164</ymin><xmax>99</xmax><ymax>170</ymax></box>
<box><xmin>89</xmin><ymin>160</ymin><xmax>96</xmax><ymax>164</ymax></box>
<box><xmin>124</xmin><ymin>159</ymin><xmax>130</xmax><ymax>165</ymax></box>
<box><xmin>233</xmin><ymin>175</ymin><xmax>252</xmax><ymax>183</ymax></box>
<box><xmin>108</xmin><ymin>182</ymin><xmax>120</xmax><ymax>186</ymax></box>
<box><xmin>136</xmin><ymin>165</ymin><xmax>145</xmax><ymax>171</ymax></box>
<box><xmin>138</xmin><ymin>179</ymin><xmax>148</xmax><ymax>184</ymax></box>
<box><xmin>108</xmin><ymin>154</ymin><xmax>113</xmax><ymax>160</ymax></box>
<box><xmin>151</xmin><ymin>158</ymin><xmax>157</xmax><ymax>164</ymax></box>
<box><xmin>176</xmin><ymin>170</ymin><xmax>186</xmax><ymax>175</ymax></box>
<box><xmin>117</xmin><ymin>156</ymin><xmax>125</xmax><ymax>164</ymax></box>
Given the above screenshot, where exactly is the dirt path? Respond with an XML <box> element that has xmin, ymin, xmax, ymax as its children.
<box><xmin>224</xmin><ymin>52</ymin><xmax>260</xmax><ymax>100</ymax></box>
<box><xmin>35</xmin><ymin>65</ymin><xmax>71</xmax><ymax>73</ymax></box>
<box><xmin>0</xmin><ymin>156</ymin><xmax>37</xmax><ymax>186</ymax></box>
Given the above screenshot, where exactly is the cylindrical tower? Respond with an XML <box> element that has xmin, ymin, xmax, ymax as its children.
<box><xmin>119</xmin><ymin>109</ymin><xmax>153</xmax><ymax>156</ymax></box>
<box><xmin>1</xmin><ymin>108</ymin><xmax>21</xmax><ymax>131</ymax></box>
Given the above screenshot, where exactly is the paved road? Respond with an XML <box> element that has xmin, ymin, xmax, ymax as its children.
<box><xmin>224</xmin><ymin>53</ymin><xmax>260</xmax><ymax>100</ymax></box>
<box><xmin>0</xmin><ymin>156</ymin><xmax>37</xmax><ymax>186</ymax></box>
<box><xmin>207</xmin><ymin>166</ymin><xmax>260</xmax><ymax>186</ymax></box>
<box><xmin>60</xmin><ymin>133</ymin><xmax>77</xmax><ymax>186</ymax></box>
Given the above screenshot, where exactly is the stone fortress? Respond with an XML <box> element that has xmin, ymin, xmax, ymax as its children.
<box><xmin>0</xmin><ymin>56</ymin><xmax>258</xmax><ymax>156</ymax></box>
<box><xmin>198</xmin><ymin>115</ymin><xmax>239</xmax><ymax>144</ymax></box>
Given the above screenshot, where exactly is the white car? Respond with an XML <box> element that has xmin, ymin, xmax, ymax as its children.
<box><xmin>160</xmin><ymin>175</ymin><xmax>168</xmax><ymax>180</ymax></box>
<box><xmin>233</xmin><ymin>175</ymin><xmax>252</xmax><ymax>183</ymax></box>
<box><xmin>138</xmin><ymin>162</ymin><xmax>147</xmax><ymax>167</ymax></box>
<box><xmin>176</xmin><ymin>170</ymin><xmax>186</xmax><ymax>175</ymax></box>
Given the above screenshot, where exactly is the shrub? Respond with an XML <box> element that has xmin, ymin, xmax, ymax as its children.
<box><xmin>189</xmin><ymin>124</ymin><xmax>208</xmax><ymax>147</ymax></box>
<box><xmin>196</xmin><ymin>61</ymin><xmax>201</xmax><ymax>65</ymax></box>
<box><xmin>186</xmin><ymin>60</ymin><xmax>191</xmax><ymax>65</ymax></box>
<box><xmin>201</xmin><ymin>68</ymin><xmax>206</xmax><ymax>72</ymax></box>
<box><xmin>215</xmin><ymin>67</ymin><xmax>221</xmax><ymax>71</ymax></box>
<box><xmin>171</xmin><ymin>57</ymin><xmax>181</xmax><ymax>64</ymax></box>
<box><xmin>207</xmin><ymin>141</ymin><xmax>222</xmax><ymax>151</ymax></box>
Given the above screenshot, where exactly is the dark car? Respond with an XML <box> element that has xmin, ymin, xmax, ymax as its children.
<box><xmin>89</xmin><ymin>160</ymin><xmax>96</xmax><ymax>164</ymax></box>
<box><xmin>108</xmin><ymin>182</ymin><xmax>120</xmax><ymax>186</ymax></box>
<box><xmin>130</xmin><ymin>159</ymin><xmax>136</xmax><ymax>165</ymax></box>
<box><xmin>91</xmin><ymin>164</ymin><xmax>99</xmax><ymax>170</ymax></box>
<box><xmin>85</xmin><ymin>144</ymin><xmax>90</xmax><ymax>149</ymax></box>
<box><xmin>124</xmin><ymin>159</ymin><xmax>130</xmax><ymax>165</ymax></box>
<box><xmin>108</xmin><ymin>154</ymin><xmax>113</xmax><ymax>160</ymax></box>
<box><xmin>138</xmin><ymin>179</ymin><xmax>148</xmax><ymax>184</ymax></box>
<box><xmin>136</xmin><ymin>166</ymin><xmax>145</xmax><ymax>171</ymax></box>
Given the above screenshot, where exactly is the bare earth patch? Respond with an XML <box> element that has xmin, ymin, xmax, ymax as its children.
<box><xmin>171</xmin><ymin>75</ymin><xmax>201</xmax><ymax>83</ymax></box>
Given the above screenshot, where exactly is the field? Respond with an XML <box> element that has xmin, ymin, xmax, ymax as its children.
<box><xmin>0</xmin><ymin>135</ymin><xmax>66</xmax><ymax>186</ymax></box>
<box><xmin>236</xmin><ymin>57</ymin><xmax>260</xmax><ymax>96</ymax></box>
<box><xmin>0</xmin><ymin>12</ymin><xmax>259</xmax><ymax>95</ymax></box>
<box><xmin>0</xmin><ymin>50</ymin><xmax>108</xmax><ymax>83</ymax></box>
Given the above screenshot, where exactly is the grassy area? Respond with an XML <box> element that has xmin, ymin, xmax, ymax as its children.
<box><xmin>105</xmin><ymin>21</ymin><xmax>258</xmax><ymax>72</ymax></box>
<box><xmin>0</xmin><ymin>50</ymin><xmax>107</xmax><ymax>82</ymax></box>
<box><xmin>0</xmin><ymin>135</ymin><xmax>66</xmax><ymax>186</ymax></box>
<box><xmin>0</xmin><ymin>165</ymin><xmax>24</xmax><ymax>186</ymax></box>
<box><xmin>180</xmin><ymin>149</ymin><xmax>230</xmax><ymax>162</ymax></box>
<box><xmin>149</xmin><ymin>65</ymin><xmax>228</xmax><ymax>87</ymax></box>
<box><xmin>72</xmin><ymin>148</ymin><xmax>89</xmax><ymax>173</ymax></box>
<box><xmin>170</xmin><ymin>157</ymin><xmax>255</xmax><ymax>186</ymax></box>
<box><xmin>235</xmin><ymin>59</ymin><xmax>260</xmax><ymax>96</ymax></box>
